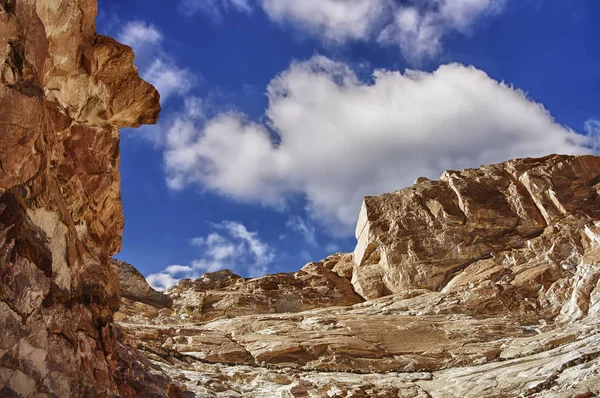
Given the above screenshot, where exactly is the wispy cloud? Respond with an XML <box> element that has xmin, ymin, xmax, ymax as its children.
<box><xmin>378</xmin><ymin>0</ymin><xmax>506</xmax><ymax>62</ymax></box>
<box><xmin>117</xmin><ymin>21</ymin><xmax>195</xmax><ymax>104</ymax></box>
<box><xmin>146</xmin><ymin>221</ymin><xmax>274</xmax><ymax>290</ymax></box>
<box><xmin>286</xmin><ymin>216</ymin><xmax>317</xmax><ymax>246</ymax></box>
<box><xmin>178</xmin><ymin>0</ymin><xmax>507</xmax><ymax>62</ymax></box>
<box><xmin>325</xmin><ymin>243</ymin><xmax>340</xmax><ymax>253</ymax></box>
<box><xmin>585</xmin><ymin>119</ymin><xmax>600</xmax><ymax>152</ymax></box>
<box><xmin>117</xmin><ymin>21</ymin><xmax>163</xmax><ymax>52</ymax></box>
<box><xmin>180</xmin><ymin>0</ymin><xmax>253</xmax><ymax>20</ymax></box>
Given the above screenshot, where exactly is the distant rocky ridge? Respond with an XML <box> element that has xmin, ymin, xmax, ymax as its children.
<box><xmin>117</xmin><ymin>154</ymin><xmax>600</xmax><ymax>397</ymax></box>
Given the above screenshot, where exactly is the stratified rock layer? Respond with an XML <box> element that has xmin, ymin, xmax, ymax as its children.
<box><xmin>352</xmin><ymin>154</ymin><xmax>600</xmax><ymax>303</ymax></box>
<box><xmin>0</xmin><ymin>1</ymin><xmax>181</xmax><ymax>397</ymax></box>
<box><xmin>117</xmin><ymin>254</ymin><xmax>363</xmax><ymax>326</ymax></box>
<box><xmin>118</xmin><ymin>155</ymin><xmax>600</xmax><ymax>397</ymax></box>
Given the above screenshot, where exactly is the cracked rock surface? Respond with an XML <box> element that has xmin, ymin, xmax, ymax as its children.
<box><xmin>0</xmin><ymin>0</ymin><xmax>187</xmax><ymax>396</ymax></box>
<box><xmin>118</xmin><ymin>155</ymin><xmax>600</xmax><ymax>397</ymax></box>
<box><xmin>2</xmin><ymin>1</ymin><xmax>600</xmax><ymax>397</ymax></box>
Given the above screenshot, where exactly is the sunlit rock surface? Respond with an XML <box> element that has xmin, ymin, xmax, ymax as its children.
<box><xmin>2</xmin><ymin>1</ymin><xmax>599</xmax><ymax>395</ymax></box>
<box><xmin>118</xmin><ymin>155</ymin><xmax>600</xmax><ymax>397</ymax></box>
<box><xmin>0</xmin><ymin>0</ymin><xmax>188</xmax><ymax>396</ymax></box>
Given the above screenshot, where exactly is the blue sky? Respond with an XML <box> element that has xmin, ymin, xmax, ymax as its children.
<box><xmin>96</xmin><ymin>0</ymin><xmax>599</xmax><ymax>289</ymax></box>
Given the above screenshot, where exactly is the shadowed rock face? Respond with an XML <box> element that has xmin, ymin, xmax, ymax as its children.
<box><xmin>0</xmin><ymin>0</ymin><xmax>166</xmax><ymax>396</ymax></box>
<box><xmin>111</xmin><ymin>259</ymin><xmax>173</xmax><ymax>309</ymax></box>
<box><xmin>117</xmin><ymin>155</ymin><xmax>600</xmax><ymax>397</ymax></box>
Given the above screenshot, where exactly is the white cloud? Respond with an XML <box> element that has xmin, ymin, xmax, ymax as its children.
<box><xmin>164</xmin><ymin>265</ymin><xmax>193</xmax><ymax>275</ymax></box>
<box><xmin>585</xmin><ymin>119</ymin><xmax>600</xmax><ymax>135</ymax></box>
<box><xmin>146</xmin><ymin>273</ymin><xmax>180</xmax><ymax>292</ymax></box>
<box><xmin>261</xmin><ymin>0</ymin><xmax>390</xmax><ymax>42</ymax></box>
<box><xmin>117</xmin><ymin>21</ymin><xmax>163</xmax><ymax>53</ymax></box>
<box><xmin>162</xmin><ymin>55</ymin><xmax>590</xmax><ymax>234</ymax></box>
<box><xmin>379</xmin><ymin>0</ymin><xmax>505</xmax><ymax>61</ymax></box>
<box><xmin>117</xmin><ymin>21</ymin><xmax>194</xmax><ymax>104</ymax></box>
<box><xmin>146</xmin><ymin>221</ymin><xmax>274</xmax><ymax>290</ymax></box>
<box><xmin>181</xmin><ymin>0</ymin><xmax>508</xmax><ymax>61</ymax></box>
<box><xmin>286</xmin><ymin>216</ymin><xmax>317</xmax><ymax>246</ymax></box>
<box><xmin>144</xmin><ymin>59</ymin><xmax>194</xmax><ymax>102</ymax></box>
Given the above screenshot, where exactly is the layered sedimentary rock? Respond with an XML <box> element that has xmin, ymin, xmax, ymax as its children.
<box><xmin>352</xmin><ymin>154</ymin><xmax>600</xmax><ymax>310</ymax></box>
<box><xmin>3</xmin><ymin>3</ymin><xmax>599</xmax><ymax>396</ymax></box>
<box><xmin>0</xmin><ymin>1</ymin><xmax>186</xmax><ymax>396</ymax></box>
<box><xmin>118</xmin><ymin>155</ymin><xmax>600</xmax><ymax>397</ymax></box>
<box><xmin>117</xmin><ymin>254</ymin><xmax>363</xmax><ymax>326</ymax></box>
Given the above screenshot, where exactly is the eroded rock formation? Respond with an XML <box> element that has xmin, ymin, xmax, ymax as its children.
<box><xmin>0</xmin><ymin>1</ymin><xmax>185</xmax><ymax>396</ymax></box>
<box><xmin>112</xmin><ymin>259</ymin><xmax>173</xmax><ymax>309</ymax></box>
<box><xmin>117</xmin><ymin>155</ymin><xmax>600</xmax><ymax>397</ymax></box>
<box><xmin>2</xmin><ymin>2</ymin><xmax>600</xmax><ymax>397</ymax></box>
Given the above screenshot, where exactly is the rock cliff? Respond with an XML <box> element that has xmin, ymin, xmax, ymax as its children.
<box><xmin>117</xmin><ymin>155</ymin><xmax>600</xmax><ymax>397</ymax></box>
<box><xmin>0</xmin><ymin>0</ymin><xmax>185</xmax><ymax>396</ymax></box>
<box><xmin>2</xmin><ymin>2</ymin><xmax>600</xmax><ymax>397</ymax></box>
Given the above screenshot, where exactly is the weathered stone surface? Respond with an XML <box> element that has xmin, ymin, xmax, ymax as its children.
<box><xmin>352</xmin><ymin>154</ymin><xmax>600</xmax><ymax>300</ymax></box>
<box><xmin>117</xmin><ymin>155</ymin><xmax>600</xmax><ymax>397</ymax></box>
<box><xmin>0</xmin><ymin>1</ymin><xmax>185</xmax><ymax>396</ymax></box>
<box><xmin>3</xmin><ymin>3</ymin><xmax>599</xmax><ymax>395</ymax></box>
<box><xmin>117</xmin><ymin>254</ymin><xmax>364</xmax><ymax>325</ymax></box>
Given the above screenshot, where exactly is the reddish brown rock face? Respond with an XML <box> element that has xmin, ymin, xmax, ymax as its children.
<box><xmin>0</xmin><ymin>0</ymin><xmax>161</xmax><ymax>396</ymax></box>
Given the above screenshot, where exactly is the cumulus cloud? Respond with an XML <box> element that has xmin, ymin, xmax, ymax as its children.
<box><xmin>264</xmin><ymin>0</ymin><xmax>506</xmax><ymax>60</ymax></box>
<box><xmin>162</xmin><ymin>55</ymin><xmax>590</xmax><ymax>234</ymax></box>
<box><xmin>117</xmin><ymin>21</ymin><xmax>194</xmax><ymax>103</ymax></box>
<box><xmin>146</xmin><ymin>221</ymin><xmax>274</xmax><ymax>290</ymax></box>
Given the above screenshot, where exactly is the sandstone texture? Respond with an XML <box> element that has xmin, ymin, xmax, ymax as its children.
<box><xmin>0</xmin><ymin>0</ymin><xmax>187</xmax><ymax>396</ymax></box>
<box><xmin>3</xmin><ymin>2</ymin><xmax>600</xmax><ymax>397</ymax></box>
<box><xmin>117</xmin><ymin>155</ymin><xmax>600</xmax><ymax>397</ymax></box>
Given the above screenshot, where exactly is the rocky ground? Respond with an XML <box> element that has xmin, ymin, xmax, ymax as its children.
<box><xmin>2</xmin><ymin>1</ymin><xmax>600</xmax><ymax>397</ymax></box>
<box><xmin>115</xmin><ymin>155</ymin><xmax>600</xmax><ymax>397</ymax></box>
